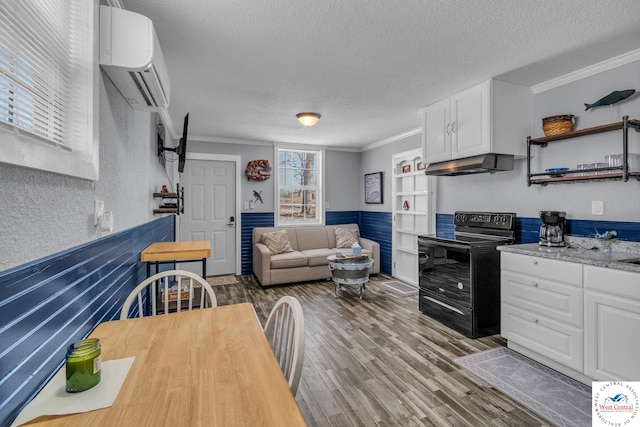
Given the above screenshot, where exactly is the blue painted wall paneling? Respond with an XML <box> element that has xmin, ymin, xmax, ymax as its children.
<box><xmin>0</xmin><ymin>216</ymin><xmax>174</xmax><ymax>426</ymax></box>
<box><xmin>360</xmin><ymin>211</ymin><xmax>392</xmax><ymax>275</ymax></box>
<box><xmin>435</xmin><ymin>213</ymin><xmax>454</xmax><ymax>236</ymax></box>
<box><xmin>567</xmin><ymin>219</ymin><xmax>640</xmax><ymax>242</ymax></box>
<box><xmin>436</xmin><ymin>213</ymin><xmax>639</xmax><ymax>244</ymax></box>
<box><xmin>241</xmin><ymin>212</ymin><xmax>275</xmax><ymax>275</ymax></box>
<box><xmin>326</xmin><ymin>211</ymin><xmax>360</xmax><ymax>225</ymax></box>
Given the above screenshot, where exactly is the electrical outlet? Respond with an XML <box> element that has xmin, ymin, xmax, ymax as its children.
<box><xmin>94</xmin><ymin>200</ymin><xmax>105</xmax><ymax>226</ymax></box>
<box><xmin>592</xmin><ymin>200</ymin><xmax>604</xmax><ymax>216</ymax></box>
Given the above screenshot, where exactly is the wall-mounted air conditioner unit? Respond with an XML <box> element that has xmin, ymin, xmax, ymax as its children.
<box><xmin>99</xmin><ymin>6</ymin><xmax>170</xmax><ymax>112</ymax></box>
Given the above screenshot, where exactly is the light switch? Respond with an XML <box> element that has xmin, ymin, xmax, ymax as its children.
<box><xmin>592</xmin><ymin>200</ymin><xmax>604</xmax><ymax>215</ymax></box>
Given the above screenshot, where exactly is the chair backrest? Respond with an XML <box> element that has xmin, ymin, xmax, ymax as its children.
<box><xmin>120</xmin><ymin>269</ymin><xmax>217</xmax><ymax>320</ymax></box>
<box><xmin>263</xmin><ymin>296</ymin><xmax>305</xmax><ymax>396</ymax></box>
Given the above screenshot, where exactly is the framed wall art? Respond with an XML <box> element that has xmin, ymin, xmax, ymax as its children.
<box><xmin>364</xmin><ymin>171</ymin><xmax>383</xmax><ymax>204</ymax></box>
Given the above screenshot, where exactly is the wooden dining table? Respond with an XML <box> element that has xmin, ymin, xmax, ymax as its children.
<box><xmin>23</xmin><ymin>303</ymin><xmax>306</xmax><ymax>426</ymax></box>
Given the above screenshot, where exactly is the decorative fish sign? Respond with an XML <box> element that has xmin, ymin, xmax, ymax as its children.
<box><xmin>584</xmin><ymin>89</ymin><xmax>635</xmax><ymax>111</ymax></box>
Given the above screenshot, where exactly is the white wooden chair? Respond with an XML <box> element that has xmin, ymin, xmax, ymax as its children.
<box><xmin>263</xmin><ymin>296</ymin><xmax>305</xmax><ymax>396</ymax></box>
<box><xmin>120</xmin><ymin>269</ymin><xmax>217</xmax><ymax>320</ymax></box>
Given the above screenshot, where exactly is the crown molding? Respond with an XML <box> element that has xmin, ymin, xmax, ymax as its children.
<box><xmin>362</xmin><ymin>127</ymin><xmax>422</xmax><ymax>152</ymax></box>
<box><xmin>192</xmin><ymin>135</ymin><xmax>274</xmax><ymax>146</ymax></box>
<box><xmin>532</xmin><ymin>48</ymin><xmax>640</xmax><ymax>94</ymax></box>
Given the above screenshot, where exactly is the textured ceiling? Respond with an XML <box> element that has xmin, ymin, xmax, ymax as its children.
<box><xmin>123</xmin><ymin>0</ymin><xmax>640</xmax><ymax>149</ymax></box>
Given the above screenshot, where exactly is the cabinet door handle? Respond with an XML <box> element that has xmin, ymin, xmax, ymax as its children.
<box><xmin>532</xmin><ymin>282</ymin><xmax>538</xmax><ymax>287</ymax></box>
<box><xmin>451</xmin><ymin>121</ymin><xmax>456</xmax><ymax>133</ymax></box>
<box><xmin>533</xmin><ymin>318</ymin><xmax>539</xmax><ymax>323</ymax></box>
<box><xmin>532</xmin><ymin>260</ymin><xmax>538</xmax><ymax>265</ymax></box>
<box><xmin>446</xmin><ymin>123</ymin><xmax>452</xmax><ymax>135</ymax></box>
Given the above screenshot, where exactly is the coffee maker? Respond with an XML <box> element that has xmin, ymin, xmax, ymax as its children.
<box><xmin>539</xmin><ymin>211</ymin><xmax>566</xmax><ymax>247</ymax></box>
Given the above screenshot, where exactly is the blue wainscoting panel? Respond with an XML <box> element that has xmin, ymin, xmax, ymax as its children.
<box><xmin>241</xmin><ymin>212</ymin><xmax>274</xmax><ymax>275</ymax></box>
<box><xmin>517</xmin><ymin>217</ymin><xmax>640</xmax><ymax>244</ymax></box>
<box><xmin>568</xmin><ymin>219</ymin><xmax>640</xmax><ymax>242</ymax></box>
<box><xmin>360</xmin><ymin>211</ymin><xmax>392</xmax><ymax>275</ymax></box>
<box><xmin>0</xmin><ymin>216</ymin><xmax>174</xmax><ymax>426</ymax></box>
<box><xmin>516</xmin><ymin>216</ymin><xmax>541</xmax><ymax>244</ymax></box>
<box><xmin>326</xmin><ymin>210</ymin><xmax>360</xmax><ymax>226</ymax></box>
<box><xmin>435</xmin><ymin>213</ymin><xmax>454</xmax><ymax>236</ymax></box>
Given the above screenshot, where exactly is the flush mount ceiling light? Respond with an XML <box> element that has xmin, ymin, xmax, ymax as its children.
<box><xmin>296</xmin><ymin>112</ymin><xmax>321</xmax><ymax>127</ymax></box>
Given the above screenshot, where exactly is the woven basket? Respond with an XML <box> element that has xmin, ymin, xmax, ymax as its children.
<box><xmin>542</xmin><ymin>114</ymin><xmax>574</xmax><ymax>136</ymax></box>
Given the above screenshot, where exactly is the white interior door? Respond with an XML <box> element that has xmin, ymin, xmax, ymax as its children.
<box><xmin>179</xmin><ymin>158</ymin><xmax>237</xmax><ymax>276</ymax></box>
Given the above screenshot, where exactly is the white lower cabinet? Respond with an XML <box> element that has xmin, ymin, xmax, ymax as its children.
<box><xmin>584</xmin><ymin>265</ymin><xmax>640</xmax><ymax>381</ymax></box>
<box><xmin>501</xmin><ymin>252</ymin><xmax>640</xmax><ymax>384</ymax></box>
<box><xmin>501</xmin><ymin>253</ymin><xmax>583</xmax><ymax>372</ymax></box>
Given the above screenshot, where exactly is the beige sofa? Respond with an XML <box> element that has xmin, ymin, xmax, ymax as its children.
<box><xmin>252</xmin><ymin>224</ymin><xmax>380</xmax><ymax>287</ymax></box>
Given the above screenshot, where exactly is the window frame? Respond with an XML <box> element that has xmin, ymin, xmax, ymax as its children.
<box><xmin>0</xmin><ymin>0</ymin><xmax>99</xmax><ymax>180</ymax></box>
<box><xmin>274</xmin><ymin>146</ymin><xmax>325</xmax><ymax>227</ymax></box>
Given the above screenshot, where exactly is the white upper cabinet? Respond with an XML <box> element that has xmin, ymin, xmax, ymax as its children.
<box><xmin>422</xmin><ymin>79</ymin><xmax>532</xmax><ymax>163</ymax></box>
<box><xmin>422</xmin><ymin>98</ymin><xmax>452</xmax><ymax>162</ymax></box>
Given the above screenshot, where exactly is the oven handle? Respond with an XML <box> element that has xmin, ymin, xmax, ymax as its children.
<box><xmin>418</xmin><ymin>237</ymin><xmax>470</xmax><ymax>253</ymax></box>
<box><xmin>423</xmin><ymin>296</ymin><xmax>465</xmax><ymax>315</ymax></box>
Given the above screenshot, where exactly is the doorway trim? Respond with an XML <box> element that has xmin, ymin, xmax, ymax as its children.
<box><xmin>185</xmin><ymin>152</ymin><xmax>242</xmax><ymax>275</ymax></box>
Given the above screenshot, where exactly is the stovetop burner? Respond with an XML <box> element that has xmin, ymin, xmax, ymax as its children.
<box><xmin>420</xmin><ymin>211</ymin><xmax>517</xmax><ymax>247</ymax></box>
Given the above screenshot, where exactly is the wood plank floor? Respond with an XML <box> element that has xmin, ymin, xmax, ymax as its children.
<box><xmin>214</xmin><ymin>274</ymin><xmax>551</xmax><ymax>426</ymax></box>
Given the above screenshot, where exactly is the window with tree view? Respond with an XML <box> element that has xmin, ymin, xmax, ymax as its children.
<box><xmin>277</xmin><ymin>148</ymin><xmax>323</xmax><ymax>225</ymax></box>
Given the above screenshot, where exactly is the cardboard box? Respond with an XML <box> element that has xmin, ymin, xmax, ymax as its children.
<box><xmin>157</xmin><ymin>287</ymin><xmax>203</xmax><ymax>313</ymax></box>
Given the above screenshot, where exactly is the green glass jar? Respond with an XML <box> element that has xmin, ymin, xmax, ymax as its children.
<box><xmin>65</xmin><ymin>338</ymin><xmax>101</xmax><ymax>393</ymax></box>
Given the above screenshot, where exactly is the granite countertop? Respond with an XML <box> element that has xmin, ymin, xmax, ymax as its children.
<box><xmin>498</xmin><ymin>237</ymin><xmax>640</xmax><ymax>274</ymax></box>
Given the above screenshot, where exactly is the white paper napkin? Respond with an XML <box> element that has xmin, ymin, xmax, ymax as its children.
<box><xmin>11</xmin><ymin>357</ymin><xmax>135</xmax><ymax>427</ymax></box>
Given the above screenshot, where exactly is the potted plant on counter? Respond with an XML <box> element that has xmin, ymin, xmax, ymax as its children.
<box><xmin>594</xmin><ymin>229</ymin><xmax>617</xmax><ymax>253</ymax></box>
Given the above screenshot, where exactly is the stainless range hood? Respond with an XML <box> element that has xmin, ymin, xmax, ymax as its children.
<box><xmin>424</xmin><ymin>153</ymin><xmax>514</xmax><ymax>176</ymax></box>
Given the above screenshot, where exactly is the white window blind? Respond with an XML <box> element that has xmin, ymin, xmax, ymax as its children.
<box><xmin>0</xmin><ymin>0</ymin><xmax>98</xmax><ymax>180</ymax></box>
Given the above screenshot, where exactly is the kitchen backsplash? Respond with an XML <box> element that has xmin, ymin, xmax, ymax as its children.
<box><xmin>435</xmin><ymin>213</ymin><xmax>640</xmax><ymax>244</ymax></box>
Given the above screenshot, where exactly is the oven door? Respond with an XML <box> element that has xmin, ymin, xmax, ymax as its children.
<box><xmin>418</xmin><ymin>237</ymin><xmax>473</xmax><ymax>336</ymax></box>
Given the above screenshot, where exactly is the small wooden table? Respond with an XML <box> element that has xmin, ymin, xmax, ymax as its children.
<box><xmin>140</xmin><ymin>240</ymin><xmax>211</xmax><ymax>278</ymax></box>
<box><xmin>22</xmin><ymin>304</ymin><xmax>306</xmax><ymax>426</ymax></box>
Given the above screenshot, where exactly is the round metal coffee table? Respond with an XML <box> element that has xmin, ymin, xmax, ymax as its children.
<box><xmin>327</xmin><ymin>255</ymin><xmax>374</xmax><ymax>299</ymax></box>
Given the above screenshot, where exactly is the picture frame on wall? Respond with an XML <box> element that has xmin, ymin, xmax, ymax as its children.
<box><xmin>364</xmin><ymin>171</ymin><xmax>383</xmax><ymax>204</ymax></box>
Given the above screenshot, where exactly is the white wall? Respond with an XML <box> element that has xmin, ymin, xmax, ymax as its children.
<box><xmin>0</xmin><ymin>73</ymin><xmax>168</xmax><ymax>271</ymax></box>
<box><xmin>3</xmin><ymin>55</ymin><xmax>637</xmax><ymax>273</ymax></box>
<box><xmin>359</xmin><ymin>134</ymin><xmax>422</xmax><ymax>211</ymax></box>
<box><xmin>188</xmin><ymin>140</ymin><xmax>363</xmax><ymax>214</ymax></box>
<box><xmin>436</xmin><ymin>59</ymin><xmax>640</xmax><ymax>221</ymax></box>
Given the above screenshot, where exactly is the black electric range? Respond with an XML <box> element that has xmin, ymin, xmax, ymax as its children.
<box><xmin>417</xmin><ymin>211</ymin><xmax>516</xmax><ymax>338</ymax></box>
